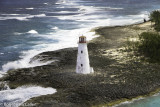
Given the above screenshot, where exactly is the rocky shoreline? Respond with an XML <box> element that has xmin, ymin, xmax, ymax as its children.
<box><xmin>1</xmin><ymin>21</ymin><xmax>160</xmax><ymax>107</ymax></box>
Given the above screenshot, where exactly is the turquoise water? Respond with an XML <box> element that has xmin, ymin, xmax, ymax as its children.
<box><xmin>118</xmin><ymin>93</ymin><xmax>160</xmax><ymax>107</ymax></box>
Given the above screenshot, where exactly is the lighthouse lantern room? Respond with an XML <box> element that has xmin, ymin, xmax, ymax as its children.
<box><xmin>76</xmin><ymin>36</ymin><xmax>94</xmax><ymax>74</ymax></box>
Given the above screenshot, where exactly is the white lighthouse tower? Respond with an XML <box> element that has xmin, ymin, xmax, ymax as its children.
<box><xmin>76</xmin><ymin>36</ymin><xmax>94</xmax><ymax>74</ymax></box>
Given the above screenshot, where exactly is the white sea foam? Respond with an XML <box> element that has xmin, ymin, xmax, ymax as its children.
<box><xmin>0</xmin><ymin>72</ymin><xmax>6</xmax><ymax>78</ymax></box>
<box><xmin>51</xmin><ymin>26</ymin><xmax>59</xmax><ymax>30</ymax></box>
<box><xmin>55</xmin><ymin>0</ymin><xmax>66</xmax><ymax>4</ymax></box>
<box><xmin>0</xmin><ymin>86</ymin><xmax>56</xmax><ymax>107</ymax></box>
<box><xmin>0</xmin><ymin>14</ymin><xmax>46</xmax><ymax>21</ymax></box>
<box><xmin>1</xmin><ymin>49</ymin><xmax>54</xmax><ymax>72</ymax></box>
<box><xmin>34</xmin><ymin>14</ymin><xmax>46</xmax><ymax>17</ymax></box>
<box><xmin>78</xmin><ymin>5</ymin><xmax>100</xmax><ymax>14</ymax></box>
<box><xmin>13</xmin><ymin>32</ymin><xmax>24</xmax><ymax>35</ymax></box>
<box><xmin>44</xmin><ymin>3</ymin><xmax>48</xmax><ymax>5</ymax></box>
<box><xmin>27</xmin><ymin>30</ymin><xmax>38</xmax><ymax>34</ymax></box>
<box><xmin>128</xmin><ymin>11</ymin><xmax>150</xmax><ymax>20</ymax></box>
<box><xmin>59</xmin><ymin>11</ymin><xmax>75</xmax><ymax>13</ymax></box>
<box><xmin>47</xmin><ymin>11</ymin><xmax>78</xmax><ymax>14</ymax></box>
<box><xmin>0</xmin><ymin>17</ymin><xmax>29</xmax><ymax>21</ymax></box>
<box><xmin>25</xmin><ymin>8</ymin><xmax>34</xmax><ymax>10</ymax></box>
<box><xmin>100</xmin><ymin>7</ymin><xmax>124</xmax><ymax>10</ymax></box>
<box><xmin>0</xmin><ymin>82</ymin><xmax>10</xmax><ymax>91</ymax></box>
<box><xmin>51</xmin><ymin>5</ymin><xmax>122</xmax><ymax>22</ymax></box>
<box><xmin>0</xmin><ymin>14</ymin><xmax>34</xmax><ymax>21</ymax></box>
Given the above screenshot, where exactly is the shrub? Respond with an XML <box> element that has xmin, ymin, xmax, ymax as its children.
<box><xmin>138</xmin><ymin>32</ymin><xmax>160</xmax><ymax>62</ymax></box>
<box><xmin>150</xmin><ymin>10</ymin><xmax>160</xmax><ymax>31</ymax></box>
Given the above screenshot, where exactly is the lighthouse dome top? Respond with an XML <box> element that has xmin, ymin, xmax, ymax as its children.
<box><xmin>79</xmin><ymin>35</ymin><xmax>86</xmax><ymax>38</ymax></box>
<box><xmin>79</xmin><ymin>35</ymin><xmax>87</xmax><ymax>43</ymax></box>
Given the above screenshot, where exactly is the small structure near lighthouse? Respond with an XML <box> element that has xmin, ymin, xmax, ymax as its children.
<box><xmin>76</xmin><ymin>36</ymin><xmax>94</xmax><ymax>74</ymax></box>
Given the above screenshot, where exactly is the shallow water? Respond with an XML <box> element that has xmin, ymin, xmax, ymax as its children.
<box><xmin>117</xmin><ymin>93</ymin><xmax>160</xmax><ymax>107</ymax></box>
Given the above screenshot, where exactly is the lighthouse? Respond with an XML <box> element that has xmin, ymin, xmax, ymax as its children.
<box><xmin>76</xmin><ymin>36</ymin><xmax>94</xmax><ymax>74</ymax></box>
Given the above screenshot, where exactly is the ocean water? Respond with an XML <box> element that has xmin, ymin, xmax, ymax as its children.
<box><xmin>1</xmin><ymin>0</ymin><xmax>160</xmax><ymax>72</ymax></box>
<box><xmin>1</xmin><ymin>0</ymin><xmax>160</xmax><ymax>106</ymax></box>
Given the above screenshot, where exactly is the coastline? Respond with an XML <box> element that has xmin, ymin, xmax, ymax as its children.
<box><xmin>98</xmin><ymin>87</ymin><xmax>160</xmax><ymax>107</ymax></box>
<box><xmin>1</xmin><ymin>21</ymin><xmax>160</xmax><ymax>107</ymax></box>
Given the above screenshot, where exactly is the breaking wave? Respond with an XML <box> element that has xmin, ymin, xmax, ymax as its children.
<box><xmin>0</xmin><ymin>85</ymin><xmax>56</xmax><ymax>107</ymax></box>
<box><xmin>27</xmin><ymin>30</ymin><xmax>38</xmax><ymax>34</ymax></box>
<box><xmin>0</xmin><ymin>14</ymin><xmax>46</xmax><ymax>21</ymax></box>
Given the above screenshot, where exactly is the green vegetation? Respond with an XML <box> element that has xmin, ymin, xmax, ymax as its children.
<box><xmin>150</xmin><ymin>10</ymin><xmax>160</xmax><ymax>31</ymax></box>
<box><xmin>138</xmin><ymin>32</ymin><xmax>160</xmax><ymax>62</ymax></box>
<box><xmin>127</xmin><ymin>10</ymin><xmax>160</xmax><ymax>62</ymax></box>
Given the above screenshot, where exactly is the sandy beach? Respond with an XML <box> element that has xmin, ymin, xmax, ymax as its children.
<box><xmin>1</xmin><ymin>21</ymin><xmax>160</xmax><ymax>107</ymax></box>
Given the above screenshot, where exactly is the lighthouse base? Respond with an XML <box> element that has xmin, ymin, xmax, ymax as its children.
<box><xmin>76</xmin><ymin>67</ymin><xmax>94</xmax><ymax>74</ymax></box>
<box><xmin>90</xmin><ymin>67</ymin><xmax>94</xmax><ymax>73</ymax></box>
